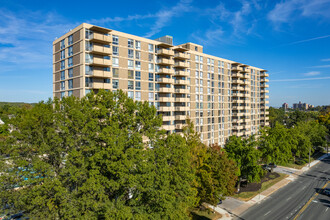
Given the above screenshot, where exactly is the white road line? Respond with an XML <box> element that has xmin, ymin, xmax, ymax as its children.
<box><xmin>286</xmin><ymin>197</ymin><xmax>292</xmax><ymax>201</ymax></box>
<box><xmin>326</xmin><ymin>208</ymin><xmax>329</xmax><ymax>212</ymax></box>
<box><xmin>302</xmin><ymin>186</ymin><xmax>306</xmax><ymax>190</ymax></box>
<box><xmin>264</xmin><ymin>211</ymin><xmax>271</xmax><ymax>216</ymax></box>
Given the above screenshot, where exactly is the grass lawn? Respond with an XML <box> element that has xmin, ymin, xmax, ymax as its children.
<box><xmin>190</xmin><ymin>207</ymin><xmax>222</xmax><ymax>220</ymax></box>
<box><xmin>231</xmin><ymin>173</ymin><xmax>288</xmax><ymax>201</ymax></box>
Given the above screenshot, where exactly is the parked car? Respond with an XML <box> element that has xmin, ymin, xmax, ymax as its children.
<box><xmin>262</xmin><ymin>164</ymin><xmax>272</xmax><ymax>172</ymax></box>
<box><xmin>268</xmin><ymin>163</ymin><xmax>277</xmax><ymax>168</ymax></box>
<box><xmin>323</xmin><ymin>188</ymin><xmax>330</xmax><ymax>196</ymax></box>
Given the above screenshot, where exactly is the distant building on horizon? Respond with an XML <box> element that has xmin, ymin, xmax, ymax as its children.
<box><xmin>293</xmin><ymin>101</ymin><xmax>313</xmax><ymax>110</ymax></box>
<box><xmin>282</xmin><ymin>103</ymin><xmax>289</xmax><ymax>110</ymax></box>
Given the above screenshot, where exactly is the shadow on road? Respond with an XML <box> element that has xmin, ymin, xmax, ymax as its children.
<box><xmin>318</xmin><ymin>198</ymin><xmax>330</xmax><ymax>208</ymax></box>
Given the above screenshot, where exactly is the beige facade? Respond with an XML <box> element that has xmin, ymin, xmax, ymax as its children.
<box><xmin>53</xmin><ymin>23</ymin><xmax>269</xmax><ymax>146</ymax></box>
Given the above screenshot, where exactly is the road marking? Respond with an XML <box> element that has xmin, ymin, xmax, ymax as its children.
<box><xmin>302</xmin><ymin>186</ymin><xmax>306</xmax><ymax>190</ymax></box>
<box><xmin>326</xmin><ymin>208</ymin><xmax>329</xmax><ymax>212</ymax></box>
<box><xmin>286</xmin><ymin>197</ymin><xmax>292</xmax><ymax>201</ymax></box>
<box><xmin>264</xmin><ymin>211</ymin><xmax>271</xmax><ymax>216</ymax></box>
<box><xmin>293</xmin><ymin>181</ymin><xmax>329</xmax><ymax>220</ymax></box>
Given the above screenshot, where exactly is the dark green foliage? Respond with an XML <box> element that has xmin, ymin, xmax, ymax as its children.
<box><xmin>225</xmin><ymin>136</ymin><xmax>264</xmax><ymax>183</ymax></box>
<box><xmin>0</xmin><ymin>90</ymin><xmax>196</xmax><ymax>219</ymax></box>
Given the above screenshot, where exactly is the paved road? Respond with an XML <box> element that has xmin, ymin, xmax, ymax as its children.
<box><xmin>238</xmin><ymin>155</ymin><xmax>330</xmax><ymax>220</ymax></box>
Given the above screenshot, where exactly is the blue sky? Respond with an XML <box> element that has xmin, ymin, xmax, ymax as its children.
<box><xmin>0</xmin><ymin>0</ymin><xmax>329</xmax><ymax>107</ymax></box>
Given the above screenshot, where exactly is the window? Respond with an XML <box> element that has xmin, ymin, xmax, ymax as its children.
<box><xmin>60</xmin><ymin>71</ymin><xmax>65</xmax><ymax>80</ymax></box>
<box><xmin>61</xmin><ymin>81</ymin><xmax>65</xmax><ymax>90</ymax></box>
<box><xmin>60</xmin><ymin>60</ymin><xmax>65</xmax><ymax>70</ymax></box>
<box><xmin>128</xmin><ymin>81</ymin><xmax>134</xmax><ymax>89</ymax></box>
<box><xmin>128</xmin><ymin>70</ymin><xmax>134</xmax><ymax>79</ymax></box>
<box><xmin>135</xmin><ymin>61</ymin><xmax>141</xmax><ymax>70</ymax></box>
<box><xmin>135</xmin><ymin>81</ymin><xmax>141</xmax><ymax>90</ymax></box>
<box><xmin>148</xmin><ymin>92</ymin><xmax>154</xmax><ymax>101</ymax></box>
<box><xmin>85</xmin><ymin>53</ymin><xmax>93</xmax><ymax>63</ymax></box>
<box><xmin>148</xmin><ymin>63</ymin><xmax>154</xmax><ymax>71</ymax></box>
<box><xmin>104</xmin><ymin>56</ymin><xmax>110</xmax><ymax>60</ymax></box>
<box><xmin>128</xmin><ymin>60</ymin><xmax>134</xmax><ymax>69</ymax></box>
<box><xmin>135</xmin><ymin>71</ymin><xmax>141</xmax><ymax>80</ymax></box>
<box><xmin>128</xmin><ymin>49</ymin><xmax>134</xmax><ymax>58</ymax></box>
<box><xmin>60</xmin><ymin>39</ymin><xmax>65</xmax><ymax>49</ymax></box>
<box><xmin>148</xmin><ymin>44</ymin><xmax>154</xmax><ymax>52</ymax></box>
<box><xmin>113</xmin><ymin>68</ymin><xmax>119</xmax><ymax>77</ymax></box>
<box><xmin>68</xmin><ymin>68</ymin><xmax>73</xmax><ymax>78</ymax></box>
<box><xmin>128</xmin><ymin>39</ymin><xmax>134</xmax><ymax>48</ymax></box>
<box><xmin>68</xmin><ymin>79</ymin><xmax>73</xmax><ymax>89</ymax></box>
<box><xmin>135</xmin><ymin>51</ymin><xmax>141</xmax><ymax>59</ymax></box>
<box><xmin>200</xmin><ymin>56</ymin><xmax>203</xmax><ymax>62</ymax></box>
<box><xmin>128</xmin><ymin>91</ymin><xmax>134</xmax><ymax>99</ymax></box>
<box><xmin>113</xmin><ymin>46</ymin><xmax>119</xmax><ymax>56</ymax></box>
<box><xmin>60</xmin><ymin>50</ymin><xmax>65</xmax><ymax>59</ymax></box>
<box><xmin>195</xmin><ymin>46</ymin><xmax>198</xmax><ymax>51</ymax></box>
<box><xmin>104</xmin><ymin>78</ymin><xmax>110</xmax><ymax>83</ymax></box>
<box><xmin>135</xmin><ymin>92</ymin><xmax>141</xmax><ymax>101</ymax></box>
<box><xmin>61</xmin><ymin>92</ymin><xmax>65</xmax><ymax>98</ymax></box>
<box><xmin>104</xmin><ymin>67</ymin><xmax>110</xmax><ymax>72</ymax></box>
<box><xmin>148</xmin><ymin>83</ymin><xmax>153</xmax><ymax>91</ymax></box>
<box><xmin>112</xmin><ymin>35</ymin><xmax>119</xmax><ymax>45</ymax></box>
<box><xmin>68</xmin><ymin>46</ymin><xmax>73</xmax><ymax>56</ymax></box>
<box><xmin>112</xmin><ymin>79</ymin><xmax>119</xmax><ymax>89</ymax></box>
<box><xmin>68</xmin><ymin>90</ymin><xmax>73</xmax><ymax>96</ymax></box>
<box><xmin>149</xmin><ymin>73</ymin><xmax>154</xmax><ymax>81</ymax></box>
<box><xmin>112</xmin><ymin>57</ymin><xmax>119</xmax><ymax>67</ymax></box>
<box><xmin>135</xmin><ymin>40</ymin><xmax>141</xmax><ymax>50</ymax></box>
<box><xmin>85</xmin><ymin>77</ymin><xmax>93</xmax><ymax>87</ymax></box>
<box><xmin>68</xmin><ymin>35</ymin><xmax>73</xmax><ymax>45</ymax></box>
<box><xmin>68</xmin><ymin>57</ymin><xmax>73</xmax><ymax>67</ymax></box>
<box><xmin>148</xmin><ymin>54</ymin><xmax>153</xmax><ymax>62</ymax></box>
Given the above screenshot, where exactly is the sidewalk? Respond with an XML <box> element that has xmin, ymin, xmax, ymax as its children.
<box><xmin>217</xmin><ymin>153</ymin><xmax>329</xmax><ymax>219</ymax></box>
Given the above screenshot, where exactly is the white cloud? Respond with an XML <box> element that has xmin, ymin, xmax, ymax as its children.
<box><xmin>268</xmin><ymin>0</ymin><xmax>330</xmax><ymax>24</ymax></box>
<box><xmin>88</xmin><ymin>0</ymin><xmax>193</xmax><ymax>38</ymax></box>
<box><xmin>321</xmin><ymin>58</ymin><xmax>330</xmax><ymax>61</ymax></box>
<box><xmin>0</xmin><ymin>9</ymin><xmax>77</xmax><ymax>73</ymax></box>
<box><xmin>304</xmin><ymin>71</ymin><xmax>320</xmax><ymax>76</ymax></box>
<box><xmin>311</xmin><ymin>65</ymin><xmax>330</xmax><ymax>68</ymax></box>
<box><xmin>272</xmin><ymin>76</ymin><xmax>330</xmax><ymax>82</ymax></box>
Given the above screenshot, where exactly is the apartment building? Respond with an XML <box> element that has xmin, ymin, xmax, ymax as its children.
<box><xmin>53</xmin><ymin>23</ymin><xmax>269</xmax><ymax>146</ymax></box>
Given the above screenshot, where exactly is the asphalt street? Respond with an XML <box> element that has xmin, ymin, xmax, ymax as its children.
<box><xmin>238</xmin><ymin>155</ymin><xmax>330</xmax><ymax>220</ymax></box>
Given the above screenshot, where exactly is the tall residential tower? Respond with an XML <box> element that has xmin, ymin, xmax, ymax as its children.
<box><xmin>53</xmin><ymin>23</ymin><xmax>269</xmax><ymax>146</ymax></box>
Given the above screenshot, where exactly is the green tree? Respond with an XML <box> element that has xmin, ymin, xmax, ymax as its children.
<box><xmin>225</xmin><ymin>135</ymin><xmax>264</xmax><ymax>183</ymax></box>
<box><xmin>0</xmin><ymin>90</ymin><xmax>194</xmax><ymax>219</ymax></box>
<box><xmin>259</xmin><ymin>123</ymin><xmax>293</xmax><ymax>165</ymax></box>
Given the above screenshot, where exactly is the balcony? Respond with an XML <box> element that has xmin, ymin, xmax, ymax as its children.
<box><xmin>86</xmin><ymin>70</ymin><xmax>111</xmax><ymax>78</ymax></box>
<box><xmin>261</xmin><ymin>78</ymin><xmax>269</xmax><ymax>83</ymax></box>
<box><xmin>175</xmin><ymin>124</ymin><xmax>184</xmax><ymax>130</ymax></box>
<box><xmin>260</xmin><ymin>84</ymin><xmax>269</xmax><ymax>88</ymax></box>
<box><xmin>175</xmin><ymin>70</ymin><xmax>189</xmax><ymax>77</ymax></box>
<box><xmin>158</xmin><ymin>68</ymin><xmax>174</xmax><ymax>75</ymax></box>
<box><xmin>232</xmin><ymin>131</ymin><xmax>244</xmax><ymax>136</ymax></box>
<box><xmin>162</xmin><ymin>124</ymin><xmax>175</xmax><ymax>130</ymax></box>
<box><xmin>174</xmin><ymin>52</ymin><xmax>189</xmax><ymax>60</ymax></box>
<box><xmin>157</xmin><ymin>48</ymin><xmax>174</xmax><ymax>56</ymax></box>
<box><xmin>157</xmin><ymin>58</ymin><xmax>174</xmax><ymax>65</ymax></box>
<box><xmin>232</xmin><ymin>125</ymin><xmax>244</xmax><ymax>130</ymax></box>
<box><xmin>231</xmin><ymin>86</ymin><xmax>244</xmax><ymax>91</ymax></box>
<box><xmin>158</xmin><ymin>97</ymin><xmax>174</xmax><ymax>102</ymax></box>
<box><xmin>89</xmin><ymin>33</ymin><xmax>112</xmax><ymax>43</ymax></box>
<box><xmin>174</xmin><ymin>61</ymin><xmax>189</xmax><ymax>68</ymax></box>
<box><xmin>87</xmin><ymin>45</ymin><xmax>111</xmax><ymax>55</ymax></box>
<box><xmin>175</xmin><ymin>97</ymin><xmax>189</xmax><ymax>102</ymax></box>
<box><xmin>159</xmin><ymin>106</ymin><xmax>173</xmax><ymax>112</ymax></box>
<box><xmin>158</xmin><ymin>87</ymin><xmax>174</xmax><ymax>93</ymax></box>
<box><xmin>175</xmin><ymin>88</ymin><xmax>189</xmax><ymax>94</ymax></box>
<box><xmin>261</xmin><ymin>94</ymin><xmax>269</xmax><ymax>99</ymax></box>
<box><xmin>260</xmin><ymin>72</ymin><xmax>269</xmax><ymax>77</ymax></box>
<box><xmin>174</xmin><ymin>79</ymin><xmax>188</xmax><ymax>85</ymax></box>
<box><xmin>87</xmin><ymin>58</ymin><xmax>111</xmax><ymax>67</ymax></box>
<box><xmin>175</xmin><ymin>115</ymin><xmax>186</xmax><ymax>120</ymax></box>
<box><xmin>232</xmin><ymin>93</ymin><xmax>244</xmax><ymax>97</ymax></box>
<box><xmin>260</xmin><ymin>89</ymin><xmax>269</xmax><ymax>93</ymax></box>
<box><xmin>232</xmin><ymin>99</ymin><xmax>244</xmax><ymax>104</ymax></box>
<box><xmin>232</xmin><ymin>79</ymin><xmax>245</xmax><ymax>84</ymax></box>
<box><xmin>231</xmin><ymin>66</ymin><xmax>242</xmax><ymax>71</ymax></box>
<box><xmin>232</xmin><ymin>112</ymin><xmax>245</xmax><ymax>117</ymax></box>
<box><xmin>157</xmin><ymin>78</ymin><xmax>174</xmax><ymax>84</ymax></box>
<box><xmin>232</xmin><ymin>106</ymin><xmax>245</xmax><ymax>110</ymax></box>
<box><xmin>261</xmin><ymin>122</ymin><xmax>270</xmax><ymax>126</ymax></box>
<box><xmin>175</xmin><ymin>106</ymin><xmax>189</xmax><ymax>111</ymax></box>
<box><xmin>162</xmin><ymin>116</ymin><xmax>174</xmax><ymax>121</ymax></box>
<box><xmin>90</xmin><ymin>82</ymin><xmax>112</xmax><ymax>90</ymax></box>
<box><xmin>231</xmin><ymin>73</ymin><xmax>244</xmax><ymax>78</ymax></box>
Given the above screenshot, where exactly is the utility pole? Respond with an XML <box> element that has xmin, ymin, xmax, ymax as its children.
<box><xmin>309</xmin><ymin>146</ymin><xmax>311</xmax><ymax>168</ymax></box>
